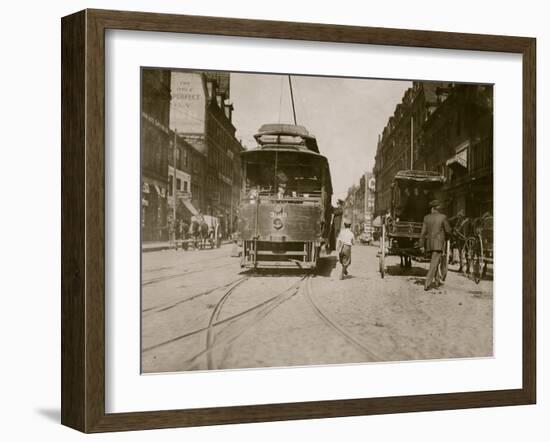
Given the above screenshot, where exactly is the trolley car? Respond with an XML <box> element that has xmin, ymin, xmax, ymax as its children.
<box><xmin>238</xmin><ymin>124</ymin><xmax>333</xmax><ymax>269</ymax></box>
<box><xmin>378</xmin><ymin>170</ymin><xmax>446</xmax><ymax>278</ymax></box>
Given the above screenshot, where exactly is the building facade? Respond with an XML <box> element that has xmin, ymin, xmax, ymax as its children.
<box><xmin>344</xmin><ymin>172</ymin><xmax>376</xmax><ymax>239</ymax></box>
<box><xmin>169</xmin><ymin>70</ymin><xmax>244</xmax><ymax>238</ymax></box>
<box><xmin>373</xmin><ymin>83</ymin><xmax>442</xmax><ymax>217</ymax></box>
<box><xmin>204</xmin><ymin>86</ymin><xmax>244</xmax><ymax>237</ymax></box>
<box><xmin>373</xmin><ymin>82</ymin><xmax>493</xmax><ymax>219</ymax></box>
<box><xmin>416</xmin><ymin>84</ymin><xmax>493</xmax><ymax>217</ymax></box>
<box><xmin>364</xmin><ymin>172</ymin><xmax>376</xmax><ymax>239</ymax></box>
<box><xmin>141</xmin><ymin>69</ymin><xmax>171</xmax><ymax>241</ymax></box>
<box><xmin>167</xmin><ymin>136</ymin><xmax>200</xmax><ymax>229</ymax></box>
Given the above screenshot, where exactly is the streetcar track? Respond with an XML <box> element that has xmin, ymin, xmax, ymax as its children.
<box><xmin>175</xmin><ymin>275</ymin><xmax>309</xmax><ymax>370</ymax></box>
<box><xmin>205</xmin><ymin>277</ymin><xmax>250</xmax><ymax>369</ymax></box>
<box><xmin>302</xmin><ymin>276</ymin><xmax>380</xmax><ymax>361</ymax></box>
<box><xmin>142</xmin><ymin>277</ymin><xmax>246</xmax><ymax>314</ymax></box>
<box><xmin>142</xmin><ymin>262</ymin><xmax>234</xmax><ymax>286</ymax></box>
<box><xmin>142</xmin><ymin>265</ymin><xmax>172</xmax><ymax>274</ymax></box>
<box><xmin>141</xmin><ymin>276</ymin><xmax>305</xmax><ymax>353</ymax></box>
<box><xmin>209</xmin><ymin>277</ymin><xmax>307</xmax><ymax>370</ymax></box>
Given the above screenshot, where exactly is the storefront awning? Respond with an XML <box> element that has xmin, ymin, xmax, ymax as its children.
<box><xmin>152</xmin><ymin>184</ymin><xmax>167</xmax><ymax>198</ymax></box>
<box><xmin>181</xmin><ymin>198</ymin><xmax>199</xmax><ymax>216</ymax></box>
<box><xmin>446</xmin><ymin>148</ymin><xmax>468</xmax><ymax>169</ymax></box>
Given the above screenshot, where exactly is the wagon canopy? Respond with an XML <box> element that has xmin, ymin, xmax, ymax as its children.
<box><xmin>391</xmin><ymin>170</ymin><xmax>445</xmax><ymax>223</ymax></box>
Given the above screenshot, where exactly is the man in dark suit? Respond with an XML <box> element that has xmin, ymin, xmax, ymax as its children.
<box><xmin>421</xmin><ymin>200</ymin><xmax>452</xmax><ymax>290</ymax></box>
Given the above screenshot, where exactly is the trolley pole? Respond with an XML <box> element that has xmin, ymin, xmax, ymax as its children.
<box><xmin>288</xmin><ymin>75</ymin><xmax>297</xmax><ymax>125</ymax></box>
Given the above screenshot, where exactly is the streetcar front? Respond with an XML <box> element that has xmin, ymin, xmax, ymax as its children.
<box><xmin>238</xmin><ymin>126</ymin><xmax>332</xmax><ymax>269</ymax></box>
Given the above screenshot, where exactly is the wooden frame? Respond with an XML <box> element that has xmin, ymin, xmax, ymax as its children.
<box><xmin>61</xmin><ymin>9</ymin><xmax>536</xmax><ymax>433</ymax></box>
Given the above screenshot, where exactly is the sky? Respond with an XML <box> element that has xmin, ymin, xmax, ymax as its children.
<box><xmin>230</xmin><ymin>72</ymin><xmax>411</xmax><ymax>202</ymax></box>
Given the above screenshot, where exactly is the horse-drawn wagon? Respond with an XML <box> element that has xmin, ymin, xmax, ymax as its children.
<box><xmin>378</xmin><ymin>170</ymin><xmax>447</xmax><ymax>278</ymax></box>
<box><xmin>189</xmin><ymin>214</ymin><xmax>221</xmax><ymax>250</ymax></box>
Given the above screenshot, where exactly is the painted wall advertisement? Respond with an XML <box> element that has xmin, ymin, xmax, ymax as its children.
<box><xmin>169</xmin><ymin>72</ymin><xmax>206</xmax><ymax>134</ymax></box>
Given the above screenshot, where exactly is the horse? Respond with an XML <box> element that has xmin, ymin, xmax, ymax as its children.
<box><xmin>199</xmin><ymin>221</ymin><xmax>210</xmax><ymax>249</ymax></box>
<box><xmin>396</xmin><ymin>237</ymin><xmax>413</xmax><ymax>268</ymax></box>
<box><xmin>179</xmin><ymin>221</ymin><xmax>189</xmax><ymax>250</ymax></box>
<box><xmin>469</xmin><ymin>214</ymin><xmax>492</xmax><ymax>279</ymax></box>
<box><xmin>448</xmin><ymin>215</ymin><xmax>473</xmax><ymax>273</ymax></box>
<box><xmin>189</xmin><ymin>219</ymin><xmax>201</xmax><ymax>250</ymax></box>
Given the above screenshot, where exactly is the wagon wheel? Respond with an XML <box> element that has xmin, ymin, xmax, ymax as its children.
<box><xmin>439</xmin><ymin>240</ymin><xmax>449</xmax><ymax>282</ymax></box>
<box><xmin>379</xmin><ymin>247</ymin><xmax>385</xmax><ymax>278</ymax></box>
<box><xmin>472</xmin><ymin>234</ymin><xmax>483</xmax><ymax>284</ymax></box>
<box><xmin>465</xmin><ymin>236</ymin><xmax>482</xmax><ymax>284</ymax></box>
<box><xmin>209</xmin><ymin>231</ymin><xmax>215</xmax><ymax>249</ymax></box>
<box><xmin>463</xmin><ymin>237</ymin><xmax>476</xmax><ymax>276</ymax></box>
<box><xmin>379</xmin><ymin>224</ymin><xmax>385</xmax><ymax>278</ymax></box>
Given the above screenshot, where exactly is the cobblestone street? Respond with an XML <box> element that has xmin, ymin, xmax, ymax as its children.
<box><xmin>141</xmin><ymin>243</ymin><xmax>493</xmax><ymax>373</ymax></box>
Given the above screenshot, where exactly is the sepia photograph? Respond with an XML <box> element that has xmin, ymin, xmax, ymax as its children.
<box><xmin>140</xmin><ymin>68</ymin><xmax>494</xmax><ymax>374</ymax></box>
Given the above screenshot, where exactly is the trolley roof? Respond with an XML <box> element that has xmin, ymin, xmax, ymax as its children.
<box><xmin>253</xmin><ymin>123</ymin><xmax>320</xmax><ymax>153</ymax></box>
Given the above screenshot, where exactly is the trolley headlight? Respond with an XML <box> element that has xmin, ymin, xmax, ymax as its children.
<box><xmin>273</xmin><ymin>218</ymin><xmax>283</xmax><ymax>230</ymax></box>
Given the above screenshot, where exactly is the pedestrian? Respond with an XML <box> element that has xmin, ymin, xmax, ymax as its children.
<box><xmin>180</xmin><ymin>219</ymin><xmax>189</xmax><ymax>251</ymax></box>
<box><xmin>420</xmin><ymin>200</ymin><xmax>452</xmax><ymax>291</ymax></box>
<box><xmin>336</xmin><ymin>219</ymin><xmax>354</xmax><ymax>280</ymax></box>
<box><xmin>277</xmin><ymin>182</ymin><xmax>287</xmax><ymax>199</ymax></box>
<box><xmin>329</xmin><ymin>199</ymin><xmax>345</xmax><ymax>251</ymax></box>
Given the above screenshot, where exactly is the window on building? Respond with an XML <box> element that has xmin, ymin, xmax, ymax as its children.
<box><xmin>176</xmin><ymin>178</ymin><xmax>181</xmax><ymax>191</ymax></box>
<box><xmin>183</xmin><ymin>181</ymin><xmax>188</xmax><ymax>192</ymax></box>
<box><xmin>168</xmin><ymin>175</ymin><xmax>173</xmax><ymax>196</ymax></box>
<box><xmin>183</xmin><ymin>148</ymin><xmax>188</xmax><ymax>168</ymax></box>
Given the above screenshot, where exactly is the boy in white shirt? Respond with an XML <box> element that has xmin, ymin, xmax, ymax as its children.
<box><xmin>336</xmin><ymin>220</ymin><xmax>354</xmax><ymax>280</ymax></box>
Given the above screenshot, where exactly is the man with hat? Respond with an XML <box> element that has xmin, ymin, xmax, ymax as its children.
<box><xmin>421</xmin><ymin>200</ymin><xmax>452</xmax><ymax>290</ymax></box>
<box><xmin>336</xmin><ymin>217</ymin><xmax>354</xmax><ymax>280</ymax></box>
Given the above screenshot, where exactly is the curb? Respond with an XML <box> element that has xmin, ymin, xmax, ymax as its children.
<box><xmin>142</xmin><ymin>240</ymin><xmax>234</xmax><ymax>253</ymax></box>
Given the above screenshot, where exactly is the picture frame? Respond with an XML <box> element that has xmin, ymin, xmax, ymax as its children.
<box><xmin>61</xmin><ymin>8</ymin><xmax>536</xmax><ymax>433</ymax></box>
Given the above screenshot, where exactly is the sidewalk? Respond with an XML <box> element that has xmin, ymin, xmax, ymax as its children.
<box><xmin>142</xmin><ymin>241</ymin><xmax>173</xmax><ymax>253</ymax></box>
<box><xmin>142</xmin><ymin>239</ymin><xmax>234</xmax><ymax>253</ymax></box>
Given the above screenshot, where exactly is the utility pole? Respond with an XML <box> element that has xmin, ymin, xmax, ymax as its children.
<box><xmin>288</xmin><ymin>75</ymin><xmax>297</xmax><ymax>125</ymax></box>
<box><xmin>410</xmin><ymin>115</ymin><xmax>414</xmax><ymax>169</ymax></box>
<box><xmin>172</xmin><ymin>129</ymin><xmax>178</xmax><ymax>246</ymax></box>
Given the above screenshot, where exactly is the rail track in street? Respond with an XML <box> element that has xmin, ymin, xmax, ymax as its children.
<box><xmin>302</xmin><ymin>276</ymin><xmax>380</xmax><ymax>361</ymax></box>
<box><xmin>143</xmin><ymin>271</ymin><xmax>382</xmax><ymax>369</ymax></box>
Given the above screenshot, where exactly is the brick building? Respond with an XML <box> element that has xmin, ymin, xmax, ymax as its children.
<box><xmin>373</xmin><ymin>83</ymin><xmax>442</xmax><ymax>216</ymax></box>
<box><xmin>167</xmin><ymin>135</ymin><xmax>203</xmax><ymax>227</ymax></box>
<box><xmin>203</xmin><ymin>76</ymin><xmax>244</xmax><ymax>236</ymax></box>
<box><xmin>373</xmin><ymin>82</ymin><xmax>493</xmax><ymax>219</ymax></box>
<box><xmin>169</xmin><ymin>70</ymin><xmax>244</xmax><ymax>237</ymax></box>
<box><xmin>344</xmin><ymin>172</ymin><xmax>376</xmax><ymax>239</ymax></box>
<box><xmin>141</xmin><ymin>69</ymin><xmax>171</xmax><ymax>241</ymax></box>
<box><xmin>416</xmin><ymin>84</ymin><xmax>493</xmax><ymax>217</ymax></box>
